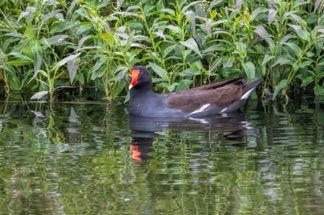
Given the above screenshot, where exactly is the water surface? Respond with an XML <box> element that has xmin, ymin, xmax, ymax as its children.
<box><xmin>0</xmin><ymin>96</ymin><xmax>324</xmax><ymax>214</ymax></box>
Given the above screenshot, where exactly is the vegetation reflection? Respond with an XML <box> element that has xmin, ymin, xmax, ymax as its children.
<box><xmin>1</xmin><ymin>96</ymin><xmax>324</xmax><ymax>214</ymax></box>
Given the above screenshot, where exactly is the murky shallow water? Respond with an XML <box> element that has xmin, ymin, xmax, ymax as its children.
<box><xmin>0</xmin><ymin>97</ymin><xmax>324</xmax><ymax>214</ymax></box>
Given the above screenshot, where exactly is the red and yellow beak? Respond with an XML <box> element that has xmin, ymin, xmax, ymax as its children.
<box><xmin>129</xmin><ymin>69</ymin><xmax>140</xmax><ymax>89</ymax></box>
<box><xmin>131</xmin><ymin>145</ymin><xmax>142</xmax><ymax>162</ymax></box>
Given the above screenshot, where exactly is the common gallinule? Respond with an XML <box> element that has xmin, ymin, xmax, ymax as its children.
<box><xmin>129</xmin><ymin>66</ymin><xmax>262</xmax><ymax>118</ymax></box>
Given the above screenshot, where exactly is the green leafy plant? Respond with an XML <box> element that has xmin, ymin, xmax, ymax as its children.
<box><xmin>0</xmin><ymin>0</ymin><xmax>324</xmax><ymax>101</ymax></box>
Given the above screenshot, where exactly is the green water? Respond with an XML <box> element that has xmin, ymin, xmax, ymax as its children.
<box><xmin>0</xmin><ymin>97</ymin><xmax>324</xmax><ymax>214</ymax></box>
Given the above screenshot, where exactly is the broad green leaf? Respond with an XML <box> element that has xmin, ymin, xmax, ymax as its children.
<box><xmin>101</xmin><ymin>32</ymin><xmax>114</xmax><ymax>44</ymax></box>
<box><xmin>315</xmin><ymin>85</ymin><xmax>324</xmax><ymax>96</ymax></box>
<box><xmin>166</xmin><ymin>25</ymin><xmax>181</xmax><ymax>34</ymax></box>
<box><xmin>162</xmin><ymin>44</ymin><xmax>177</xmax><ymax>59</ymax></box>
<box><xmin>292</xmin><ymin>63</ymin><xmax>300</xmax><ymax>71</ymax></box>
<box><xmin>182</xmin><ymin>1</ymin><xmax>204</xmax><ymax>13</ymax></box>
<box><xmin>180</xmin><ymin>67</ymin><xmax>200</xmax><ymax>76</ymax></box>
<box><xmin>156</xmin><ymin>82</ymin><xmax>175</xmax><ymax>92</ymax></box>
<box><xmin>273</xmin><ymin>79</ymin><xmax>287</xmax><ymax>100</ymax></box>
<box><xmin>279</xmin><ymin>34</ymin><xmax>296</xmax><ymax>45</ymax></box>
<box><xmin>18</xmin><ymin>6</ymin><xmax>36</xmax><ymax>22</ymax></box>
<box><xmin>114</xmin><ymin>11</ymin><xmax>139</xmax><ymax>17</ymax></box>
<box><xmin>222</xmin><ymin>56</ymin><xmax>235</xmax><ymax>68</ymax></box>
<box><xmin>53</xmin><ymin>53</ymin><xmax>81</xmax><ymax>71</ymax></box>
<box><xmin>271</xmin><ymin>56</ymin><xmax>294</xmax><ymax>67</ymax></box>
<box><xmin>212</xmin><ymin>30</ymin><xmax>233</xmax><ymax>37</ymax></box>
<box><xmin>299</xmin><ymin>60</ymin><xmax>313</xmax><ymax>69</ymax></box>
<box><xmin>98</xmin><ymin>0</ymin><xmax>112</xmax><ymax>9</ymax></box>
<box><xmin>316</xmin><ymin>71</ymin><xmax>324</xmax><ymax>79</ymax></box>
<box><xmin>78</xmin><ymin>36</ymin><xmax>92</xmax><ymax>49</ymax></box>
<box><xmin>76</xmin><ymin>23</ymin><xmax>93</xmax><ymax>36</ymax></box>
<box><xmin>202</xmin><ymin>44</ymin><xmax>227</xmax><ymax>54</ymax></box>
<box><xmin>91</xmin><ymin>58</ymin><xmax>107</xmax><ymax>80</ymax></box>
<box><xmin>262</xmin><ymin>55</ymin><xmax>275</xmax><ymax>65</ymax></box>
<box><xmin>314</xmin><ymin>0</ymin><xmax>322</xmax><ymax>12</ymax></box>
<box><xmin>116</xmin><ymin>70</ymin><xmax>127</xmax><ymax>82</ymax></box>
<box><xmin>28</xmin><ymin>69</ymin><xmax>49</xmax><ymax>85</ymax></box>
<box><xmin>242</xmin><ymin>62</ymin><xmax>255</xmax><ymax>81</ymax></box>
<box><xmin>267</xmin><ymin>0</ymin><xmax>281</xmax><ymax>9</ymax></box>
<box><xmin>113</xmin><ymin>65</ymin><xmax>129</xmax><ymax>76</ymax></box>
<box><xmin>111</xmin><ymin>81</ymin><xmax>124</xmax><ymax>99</ymax></box>
<box><xmin>67</xmin><ymin>57</ymin><xmax>80</xmax><ymax>84</ymax></box>
<box><xmin>292</xmin><ymin>0</ymin><xmax>309</xmax><ymax>8</ymax></box>
<box><xmin>92</xmin><ymin>67</ymin><xmax>107</xmax><ymax>80</ymax></box>
<box><xmin>149</xmin><ymin>62</ymin><xmax>167</xmax><ymax>80</ymax></box>
<box><xmin>8</xmin><ymin>52</ymin><xmax>33</xmax><ymax>62</ymax></box>
<box><xmin>233</xmin><ymin>16</ymin><xmax>240</xmax><ymax>33</ymax></box>
<box><xmin>317</xmin><ymin>59</ymin><xmax>324</xmax><ymax>66</ymax></box>
<box><xmin>43</xmin><ymin>9</ymin><xmax>63</xmax><ymax>23</ymax></box>
<box><xmin>154</xmin><ymin>30</ymin><xmax>165</xmax><ymax>40</ymax></box>
<box><xmin>160</xmin><ymin>9</ymin><xmax>175</xmax><ymax>16</ymax></box>
<box><xmin>268</xmin><ymin>8</ymin><xmax>277</xmax><ymax>23</ymax></box>
<box><xmin>115</xmin><ymin>31</ymin><xmax>129</xmax><ymax>40</ymax></box>
<box><xmin>4</xmin><ymin>32</ymin><xmax>23</xmax><ymax>38</ymax></box>
<box><xmin>288</xmin><ymin>13</ymin><xmax>306</xmax><ymax>27</ymax></box>
<box><xmin>91</xmin><ymin>57</ymin><xmax>106</xmax><ymax>74</ymax></box>
<box><xmin>211</xmin><ymin>19</ymin><xmax>228</xmax><ymax>26</ymax></box>
<box><xmin>191</xmin><ymin>61</ymin><xmax>203</xmax><ymax>71</ymax></box>
<box><xmin>117</xmin><ymin>0</ymin><xmax>125</xmax><ymax>7</ymax></box>
<box><xmin>288</xmin><ymin>24</ymin><xmax>310</xmax><ymax>41</ymax></box>
<box><xmin>300</xmin><ymin>76</ymin><xmax>313</xmax><ymax>88</ymax></box>
<box><xmin>254</xmin><ymin>25</ymin><xmax>270</xmax><ymax>42</ymax></box>
<box><xmin>210</xmin><ymin>0</ymin><xmax>224</xmax><ymax>9</ymax></box>
<box><xmin>236</xmin><ymin>0</ymin><xmax>243</xmax><ymax>10</ymax></box>
<box><xmin>205</xmin><ymin>18</ymin><xmax>213</xmax><ymax>36</ymax></box>
<box><xmin>50</xmin><ymin>21</ymin><xmax>75</xmax><ymax>34</ymax></box>
<box><xmin>6</xmin><ymin>59</ymin><xmax>33</xmax><ymax>66</ymax></box>
<box><xmin>176</xmin><ymin>79</ymin><xmax>193</xmax><ymax>91</ymax></box>
<box><xmin>45</xmin><ymin>35</ymin><xmax>69</xmax><ymax>46</ymax></box>
<box><xmin>283</xmin><ymin>42</ymin><xmax>302</xmax><ymax>58</ymax></box>
<box><xmin>18</xmin><ymin>11</ymin><xmax>31</xmax><ymax>22</ymax></box>
<box><xmin>180</xmin><ymin>38</ymin><xmax>202</xmax><ymax>57</ymax></box>
<box><xmin>34</xmin><ymin>52</ymin><xmax>42</xmax><ymax>71</ymax></box>
<box><xmin>235</xmin><ymin>42</ymin><xmax>246</xmax><ymax>53</ymax></box>
<box><xmin>306</xmin><ymin>52</ymin><xmax>315</xmax><ymax>58</ymax></box>
<box><xmin>133</xmin><ymin>35</ymin><xmax>149</xmax><ymax>43</ymax></box>
<box><xmin>185</xmin><ymin>11</ymin><xmax>196</xmax><ymax>35</ymax></box>
<box><xmin>75</xmin><ymin>73</ymin><xmax>85</xmax><ymax>85</ymax></box>
<box><xmin>268</xmin><ymin>38</ymin><xmax>276</xmax><ymax>53</ymax></box>
<box><xmin>31</xmin><ymin>91</ymin><xmax>49</xmax><ymax>100</ymax></box>
<box><xmin>250</xmin><ymin>7</ymin><xmax>268</xmax><ymax>21</ymax></box>
<box><xmin>166</xmin><ymin>83</ymin><xmax>177</xmax><ymax>92</ymax></box>
<box><xmin>6</xmin><ymin>70</ymin><xmax>21</xmax><ymax>90</ymax></box>
<box><xmin>210</xmin><ymin>57</ymin><xmax>222</xmax><ymax>72</ymax></box>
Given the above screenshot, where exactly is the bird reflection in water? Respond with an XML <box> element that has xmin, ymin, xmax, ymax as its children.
<box><xmin>129</xmin><ymin>112</ymin><xmax>258</xmax><ymax>162</ymax></box>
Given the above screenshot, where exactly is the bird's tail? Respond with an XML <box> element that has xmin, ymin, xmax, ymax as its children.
<box><xmin>241</xmin><ymin>78</ymin><xmax>263</xmax><ymax>100</ymax></box>
<box><xmin>244</xmin><ymin>78</ymin><xmax>263</xmax><ymax>92</ymax></box>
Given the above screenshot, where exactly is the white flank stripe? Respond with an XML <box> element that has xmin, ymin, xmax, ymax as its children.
<box><xmin>220</xmin><ymin>108</ymin><xmax>228</xmax><ymax>113</ymax></box>
<box><xmin>188</xmin><ymin>104</ymin><xmax>210</xmax><ymax>115</ymax></box>
<box><xmin>240</xmin><ymin>88</ymin><xmax>254</xmax><ymax>100</ymax></box>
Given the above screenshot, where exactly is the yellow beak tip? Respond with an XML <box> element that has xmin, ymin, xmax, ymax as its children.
<box><xmin>129</xmin><ymin>84</ymin><xmax>133</xmax><ymax>90</ymax></box>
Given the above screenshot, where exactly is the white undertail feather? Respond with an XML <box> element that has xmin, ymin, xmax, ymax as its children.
<box><xmin>240</xmin><ymin>88</ymin><xmax>254</xmax><ymax>100</ymax></box>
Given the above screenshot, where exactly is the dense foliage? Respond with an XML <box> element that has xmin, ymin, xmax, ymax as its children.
<box><xmin>0</xmin><ymin>0</ymin><xmax>323</xmax><ymax>101</ymax></box>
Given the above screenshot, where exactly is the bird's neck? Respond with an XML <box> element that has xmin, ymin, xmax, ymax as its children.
<box><xmin>130</xmin><ymin>83</ymin><xmax>155</xmax><ymax>101</ymax></box>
